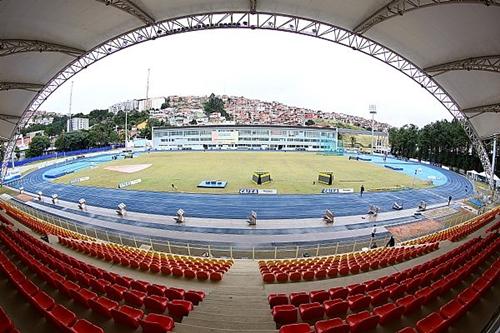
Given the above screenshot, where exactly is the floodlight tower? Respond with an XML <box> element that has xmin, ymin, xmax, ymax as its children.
<box><xmin>67</xmin><ymin>81</ymin><xmax>74</xmax><ymax>132</ymax></box>
<box><xmin>369</xmin><ymin>104</ymin><xmax>377</xmax><ymax>155</ymax></box>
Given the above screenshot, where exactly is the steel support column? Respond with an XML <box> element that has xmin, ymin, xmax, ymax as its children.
<box><xmin>1</xmin><ymin>11</ymin><xmax>493</xmax><ymax>181</ymax></box>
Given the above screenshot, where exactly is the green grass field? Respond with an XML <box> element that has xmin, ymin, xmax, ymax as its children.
<box><xmin>54</xmin><ymin>152</ymin><xmax>428</xmax><ymax>194</ymax></box>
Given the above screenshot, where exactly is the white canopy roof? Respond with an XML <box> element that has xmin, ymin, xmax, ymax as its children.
<box><xmin>1</xmin><ymin>1</ymin><xmax>499</xmax><ymax>156</ymax></box>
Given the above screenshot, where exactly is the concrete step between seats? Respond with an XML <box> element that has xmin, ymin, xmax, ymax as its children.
<box><xmin>181</xmin><ymin>316</ymin><xmax>276</xmax><ymax>330</ymax></box>
<box><xmin>175</xmin><ymin>323</ymin><xmax>276</xmax><ymax>333</ymax></box>
<box><xmin>188</xmin><ymin>310</ymin><xmax>272</xmax><ymax>322</ymax></box>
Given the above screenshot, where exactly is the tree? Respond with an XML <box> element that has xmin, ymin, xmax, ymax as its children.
<box><xmin>14</xmin><ymin>147</ymin><xmax>21</xmax><ymax>160</ymax></box>
<box><xmin>203</xmin><ymin>93</ymin><xmax>231</xmax><ymax>120</ymax></box>
<box><xmin>55</xmin><ymin>131</ymin><xmax>89</xmax><ymax>151</ymax></box>
<box><xmin>189</xmin><ymin>119</ymin><xmax>198</xmax><ymax>125</ymax></box>
<box><xmin>26</xmin><ymin>136</ymin><xmax>50</xmax><ymax>157</ymax></box>
<box><xmin>305</xmin><ymin>119</ymin><xmax>315</xmax><ymax>126</ymax></box>
<box><xmin>87</xmin><ymin>123</ymin><xmax>119</xmax><ymax>147</ymax></box>
<box><xmin>139</xmin><ymin>118</ymin><xmax>163</xmax><ymax>140</ymax></box>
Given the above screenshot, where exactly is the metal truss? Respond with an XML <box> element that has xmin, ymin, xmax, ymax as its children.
<box><xmin>0</xmin><ymin>82</ymin><xmax>44</xmax><ymax>92</ymax></box>
<box><xmin>0</xmin><ymin>39</ymin><xmax>84</xmax><ymax>57</ymax></box>
<box><xmin>353</xmin><ymin>0</ymin><xmax>500</xmax><ymax>34</ymax></box>
<box><xmin>95</xmin><ymin>0</ymin><xmax>155</xmax><ymax>25</ymax></box>
<box><xmin>425</xmin><ymin>55</ymin><xmax>500</xmax><ymax>75</ymax></box>
<box><xmin>1</xmin><ymin>11</ymin><xmax>493</xmax><ymax>187</ymax></box>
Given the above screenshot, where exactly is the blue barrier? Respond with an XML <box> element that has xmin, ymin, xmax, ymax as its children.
<box><xmin>384</xmin><ymin>165</ymin><xmax>404</xmax><ymax>171</ymax></box>
<box><xmin>8</xmin><ymin>145</ymin><xmax>123</xmax><ymax>168</ymax></box>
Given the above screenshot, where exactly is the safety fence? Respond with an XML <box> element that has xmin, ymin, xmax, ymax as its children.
<box><xmin>1</xmin><ymin>198</ymin><xmax>489</xmax><ymax>260</ymax></box>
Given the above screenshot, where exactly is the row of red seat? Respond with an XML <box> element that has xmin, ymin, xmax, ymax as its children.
<box><xmin>1</xmin><ymin>203</ymin><xmax>91</xmax><ymax>241</ymax></box>
<box><xmin>0</xmin><ymin>233</ymin><xmax>105</xmax><ymax>333</ymax></box>
<box><xmin>260</xmin><ymin>243</ymin><xmax>438</xmax><ymax>283</ymax></box>
<box><xmin>0</xmin><ymin>201</ymin><xmax>233</xmax><ymax>282</ymax></box>
<box><xmin>404</xmin><ymin>208</ymin><xmax>499</xmax><ymax>245</ymax></box>
<box><xmin>59</xmin><ymin>237</ymin><xmax>231</xmax><ymax>281</ymax></box>
<box><xmin>0</xmin><ymin>226</ymin><xmax>202</xmax><ymax>332</ymax></box>
<box><xmin>271</xmin><ymin>233</ymin><xmax>499</xmax><ymax>333</ymax></box>
<box><xmin>486</xmin><ymin>219</ymin><xmax>500</xmax><ymax>233</ymax></box>
<box><xmin>0</xmin><ymin>306</ymin><xmax>19</xmax><ymax>333</ymax></box>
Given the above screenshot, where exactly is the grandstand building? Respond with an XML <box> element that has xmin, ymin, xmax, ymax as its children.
<box><xmin>152</xmin><ymin>125</ymin><xmax>340</xmax><ymax>151</ymax></box>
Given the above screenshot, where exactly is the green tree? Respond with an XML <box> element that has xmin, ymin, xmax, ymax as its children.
<box><xmin>55</xmin><ymin>131</ymin><xmax>89</xmax><ymax>151</ymax></box>
<box><xmin>305</xmin><ymin>119</ymin><xmax>315</xmax><ymax>126</ymax></box>
<box><xmin>203</xmin><ymin>93</ymin><xmax>231</xmax><ymax>120</ymax></box>
<box><xmin>139</xmin><ymin>118</ymin><xmax>163</xmax><ymax>139</ymax></box>
<box><xmin>26</xmin><ymin>135</ymin><xmax>50</xmax><ymax>157</ymax></box>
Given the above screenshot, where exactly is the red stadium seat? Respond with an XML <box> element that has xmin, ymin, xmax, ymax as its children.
<box><xmin>416</xmin><ymin>312</ymin><xmax>448</xmax><ymax>333</ymax></box>
<box><xmin>346</xmin><ymin>310</ymin><xmax>379</xmax><ymax>333</ymax></box>
<box><xmin>31</xmin><ymin>291</ymin><xmax>55</xmax><ymax>312</ymax></box>
<box><xmin>123</xmin><ymin>289</ymin><xmax>147</xmax><ymax>308</ymax></box>
<box><xmin>373</xmin><ymin>303</ymin><xmax>404</xmax><ymax>325</ymax></box>
<box><xmin>347</xmin><ymin>295</ymin><xmax>370</xmax><ymax>311</ymax></box>
<box><xmin>279</xmin><ymin>323</ymin><xmax>313</xmax><ymax>333</ymax></box>
<box><xmin>88</xmin><ymin>296</ymin><xmax>119</xmax><ymax>318</ymax></box>
<box><xmin>111</xmin><ymin>305</ymin><xmax>144</xmax><ymax>329</ymax></box>
<box><xmin>144</xmin><ymin>295</ymin><xmax>168</xmax><ymax>313</ymax></box>
<box><xmin>439</xmin><ymin>299</ymin><xmax>465</xmax><ymax>324</ymax></box>
<box><xmin>165</xmin><ymin>287</ymin><xmax>184</xmax><ymax>300</ymax></box>
<box><xmin>184</xmin><ymin>290</ymin><xmax>205</xmax><ymax>306</ymax></box>
<box><xmin>147</xmin><ymin>284</ymin><xmax>167</xmax><ymax>296</ymax></box>
<box><xmin>268</xmin><ymin>293</ymin><xmax>289</xmax><ymax>308</ymax></box>
<box><xmin>46</xmin><ymin>304</ymin><xmax>77</xmax><ymax>332</ymax></box>
<box><xmin>70</xmin><ymin>319</ymin><xmax>104</xmax><ymax>333</ymax></box>
<box><xmin>323</xmin><ymin>299</ymin><xmax>348</xmax><ymax>318</ymax></box>
<box><xmin>272</xmin><ymin>305</ymin><xmax>298</xmax><ymax>325</ymax></box>
<box><xmin>328</xmin><ymin>287</ymin><xmax>348</xmax><ymax>300</ymax></box>
<box><xmin>315</xmin><ymin>318</ymin><xmax>350</xmax><ymax>333</ymax></box>
<box><xmin>396</xmin><ymin>295</ymin><xmax>424</xmax><ymax>315</ymax></box>
<box><xmin>140</xmin><ymin>313</ymin><xmax>175</xmax><ymax>333</ymax></box>
<box><xmin>310</xmin><ymin>290</ymin><xmax>330</xmax><ymax>303</ymax></box>
<box><xmin>167</xmin><ymin>299</ymin><xmax>193</xmax><ymax>319</ymax></box>
<box><xmin>290</xmin><ymin>292</ymin><xmax>310</xmax><ymax>307</ymax></box>
<box><xmin>299</xmin><ymin>302</ymin><xmax>324</xmax><ymax>322</ymax></box>
<box><xmin>69</xmin><ymin>288</ymin><xmax>97</xmax><ymax>308</ymax></box>
<box><xmin>368</xmin><ymin>289</ymin><xmax>390</xmax><ymax>306</ymax></box>
<box><xmin>105</xmin><ymin>284</ymin><xmax>128</xmax><ymax>301</ymax></box>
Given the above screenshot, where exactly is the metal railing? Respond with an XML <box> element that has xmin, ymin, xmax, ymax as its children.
<box><xmin>3</xmin><ymin>198</ymin><xmax>494</xmax><ymax>260</ymax></box>
<box><xmin>6</xmin><ymin>199</ymin><xmax>393</xmax><ymax>259</ymax></box>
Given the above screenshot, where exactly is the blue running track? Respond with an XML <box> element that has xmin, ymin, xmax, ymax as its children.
<box><xmin>8</xmin><ymin>156</ymin><xmax>472</xmax><ymax>219</ymax></box>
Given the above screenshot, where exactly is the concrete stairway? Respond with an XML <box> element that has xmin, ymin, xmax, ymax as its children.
<box><xmin>176</xmin><ymin>260</ymin><xmax>276</xmax><ymax>333</ymax></box>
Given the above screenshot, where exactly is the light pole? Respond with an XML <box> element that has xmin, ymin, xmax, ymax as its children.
<box><xmin>491</xmin><ymin>134</ymin><xmax>497</xmax><ymax>198</ymax></box>
<box><xmin>125</xmin><ymin>110</ymin><xmax>128</xmax><ymax>148</ymax></box>
<box><xmin>369</xmin><ymin>105</ymin><xmax>377</xmax><ymax>155</ymax></box>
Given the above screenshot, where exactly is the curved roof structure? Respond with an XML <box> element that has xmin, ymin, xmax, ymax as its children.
<box><xmin>1</xmin><ymin>1</ymin><xmax>499</xmax><ymax>176</ymax></box>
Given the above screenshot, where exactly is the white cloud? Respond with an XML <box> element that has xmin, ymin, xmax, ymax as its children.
<box><xmin>41</xmin><ymin>29</ymin><xmax>451</xmax><ymax>128</ymax></box>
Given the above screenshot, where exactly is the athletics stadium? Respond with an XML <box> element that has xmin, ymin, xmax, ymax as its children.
<box><xmin>0</xmin><ymin>2</ymin><xmax>499</xmax><ymax>333</ymax></box>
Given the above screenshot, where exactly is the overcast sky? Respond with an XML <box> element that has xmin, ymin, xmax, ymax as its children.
<box><xmin>41</xmin><ymin>29</ymin><xmax>451</xmax><ymax>128</ymax></box>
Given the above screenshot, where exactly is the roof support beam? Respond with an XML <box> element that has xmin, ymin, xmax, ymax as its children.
<box><xmin>0</xmin><ymin>114</ymin><xmax>21</xmax><ymax>125</ymax></box>
<box><xmin>0</xmin><ymin>82</ymin><xmax>44</xmax><ymax>92</ymax></box>
<box><xmin>0</xmin><ymin>39</ymin><xmax>84</xmax><ymax>57</ymax></box>
<box><xmin>425</xmin><ymin>55</ymin><xmax>500</xmax><ymax>75</ymax></box>
<box><xmin>353</xmin><ymin>0</ymin><xmax>500</xmax><ymax>34</ymax></box>
<box><xmin>463</xmin><ymin>103</ymin><xmax>500</xmax><ymax>115</ymax></box>
<box><xmin>250</xmin><ymin>0</ymin><xmax>257</xmax><ymax>13</ymax></box>
<box><xmin>95</xmin><ymin>0</ymin><xmax>155</xmax><ymax>25</ymax></box>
